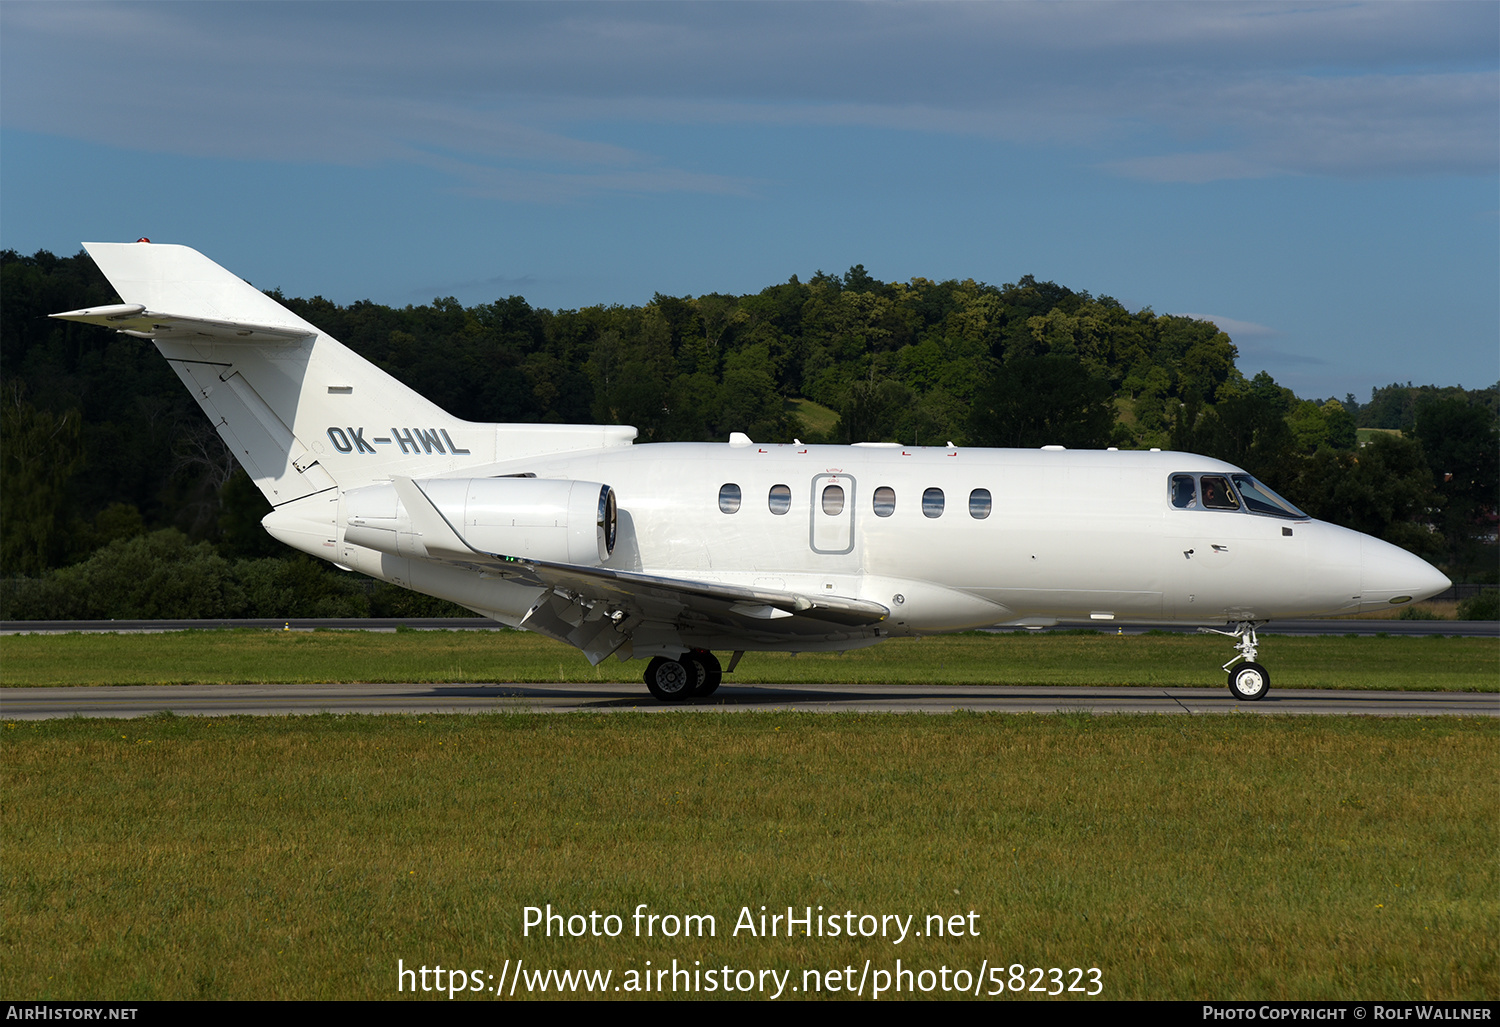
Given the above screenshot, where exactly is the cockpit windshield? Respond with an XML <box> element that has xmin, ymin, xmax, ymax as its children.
<box><xmin>1169</xmin><ymin>472</ymin><xmax>1308</xmax><ymax>519</ymax></box>
<box><xmin>1200</xmin><ymin>475</ymin><xmax>1239</xmax><ymax>510</ymax></box>
<box><xmin>1231</xmin><ymin>474</ymin><xmax>1308</xmax><ymax>519</ymax></box>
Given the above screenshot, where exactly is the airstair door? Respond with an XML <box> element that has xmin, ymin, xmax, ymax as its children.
<box><xmin>810</xmin><ymin>474</ymin><xmax>855</xmax><ymax>554</ymax></box>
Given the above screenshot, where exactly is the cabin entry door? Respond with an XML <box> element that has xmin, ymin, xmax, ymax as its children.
<box><xmin>809</xmin><ymin>473</ymin><xmax>855</xmax><ymax>555</ymax></box>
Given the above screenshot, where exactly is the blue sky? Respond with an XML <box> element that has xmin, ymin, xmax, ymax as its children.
<box><xmin>2</xmin><ymin>2</ymin><xmax>1495</xmax><ymax>401</ymax></box>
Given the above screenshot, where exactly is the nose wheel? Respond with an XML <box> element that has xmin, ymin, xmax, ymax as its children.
<box><xmin>1228</xmin><ymin>661</ymin><xmax>1270</xmax><ymax>701</ymax></box>
<box><xmin>1199</xmin><ymin>621</ymin><xmax>1271</xmax><ymax>701</ymax></box>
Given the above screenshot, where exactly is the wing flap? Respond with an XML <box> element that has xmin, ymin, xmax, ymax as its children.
<box><xmin>518</xmin><ymin>560</ymin><xmax>890</xmax><ymax>628</ymax></box>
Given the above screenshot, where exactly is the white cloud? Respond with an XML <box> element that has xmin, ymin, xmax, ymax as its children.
<box><xmin>1178</xmin><ymin>315</ymin><xmax>1333</xmax><ymax>372</ymax></box>
<box><xmin>1</xmin><ymin>1</ymin><xmax>1493</xmax><ymax>195</ymax></box>
<box><xmin>1237</xmin><ymin>346</ymin><xmax>1328</xmax><ymax>369</ymax></box>
<box><xmin>1177</xmin><ymin>314</ymin><xmax>1280</xmax><ymax>338</ymax></box>
<box><xmin>1104</xmin><ymin>153</ymin><xmax>1278</xmax><ymax>185</ymax></box>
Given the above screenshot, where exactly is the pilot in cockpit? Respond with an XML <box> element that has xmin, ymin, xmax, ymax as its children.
<box><xmin>1170</xmin><ymin>474</ymin><xmax>1198</xmax><ymax>509</ymax></box>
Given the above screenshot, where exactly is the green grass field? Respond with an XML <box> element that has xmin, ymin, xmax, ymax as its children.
<box><xmin>2</xmin><ymin>713</ymin><xmax>1495</xmax><ymax>1000</ymax></box>
<box><xmin>786</xmin><ymin>397</ymin><xmax>839</xmax><ymax>439</ymax></box>
<box><xmin>1</xmin><ymin>628</ymin><xmax>1495</xmax><ymax>690</ymax></box>
<box><xmin>3</xmin><ymin>631</ymin><xmax>1495</xmax><ymax>1000</ymax></box>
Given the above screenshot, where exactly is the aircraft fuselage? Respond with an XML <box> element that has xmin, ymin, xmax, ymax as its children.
<box><xmin>261</xmin><ymin>440</ymin><xmax>1446</xmax><ymax>645</ymax></box>
<box><xmin>55</xmin><ymin>241</ymin><xmax>1452</xmax><ymax>700</ymax></box>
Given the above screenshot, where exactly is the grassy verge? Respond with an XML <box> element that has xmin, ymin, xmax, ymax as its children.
<box><xmin>786</xmin><ymin>397</ymin><xmax>839</xmax><ymax>439</ymax></box>
<box><xmin>2</xmin><ymin>713</ymin><xmax>1494</xmax><ymax>1000</ymax></box>
<box><xmin>1</xmin><ymin>629</ymin><xmax>1494</xmax><ymax>691</ymax></box>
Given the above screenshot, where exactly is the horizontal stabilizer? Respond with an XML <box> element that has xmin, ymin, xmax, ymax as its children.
<box><xmin>50</xmin><ymin>305</ymin><xmax>312</xmax><ymax>343</ymax></box>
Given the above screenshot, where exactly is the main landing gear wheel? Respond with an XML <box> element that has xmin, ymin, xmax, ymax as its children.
<box><xmin>1228</xmin><ymin>661</ymin><xmax>1270</xmax><ymax>701</ymax></box>
<box><xmin>681</xmin><ymin>649</ymin><xmax>723</xmax><ymax>697</ymax></box>
<box><xmin>644</xmin><ymin>657</ymin><xmax>692</xmax><ymax>702</ymax></box>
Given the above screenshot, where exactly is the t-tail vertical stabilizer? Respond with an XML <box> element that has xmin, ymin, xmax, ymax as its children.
<box><xmin>51</xmin><ymin>242</ymin><xmax>635</xmax><ymax>507</ymax></box>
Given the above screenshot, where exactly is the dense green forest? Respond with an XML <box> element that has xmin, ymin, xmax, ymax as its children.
<box><xmin>2</xmin><ymin>248</ymin><xmax>1494</xmax><ymax>618</ymax></box>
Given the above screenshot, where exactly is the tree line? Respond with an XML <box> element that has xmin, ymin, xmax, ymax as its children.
<box><xmin>2</xmin><ymin>248</ymin><xmax>1494</xmax><ymax>617</ymax></box>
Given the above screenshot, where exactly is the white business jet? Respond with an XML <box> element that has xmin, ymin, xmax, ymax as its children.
<box><xmin>52</xmin><ymin>243</ymin><xmax>1450</xmax><ymax>702</ymax></box>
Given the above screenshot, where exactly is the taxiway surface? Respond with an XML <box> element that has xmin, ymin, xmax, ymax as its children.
<box><xmin>3</xmin><ymin>682</ymin><xmax>1494</xmax><ymax>719</ymax></box>
<box><xmin>4</xmin><ymin>618</ymin><xmax>1498</xmax><ymax>637</ymax></box>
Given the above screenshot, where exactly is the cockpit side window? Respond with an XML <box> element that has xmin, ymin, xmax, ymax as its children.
<box><xmin>1169</xmin><ymin>474</ymin><xmax>1197</xmax><ymax>509</ymax></box>
<box><xmin>1231</xmin><ymin>474</ymin><xmax>1308</xmax><ymax>519</ymax></box>
<box><xmin>1199</xmin><ymin>475</ymin><xmax>1240</xmax><ymax>510</ymax></box>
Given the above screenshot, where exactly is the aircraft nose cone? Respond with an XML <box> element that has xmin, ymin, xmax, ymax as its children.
<box><xmin>1359</xmin><ymin>535</ymin><xmax>1451</xmax><ymax>612</ymax></box>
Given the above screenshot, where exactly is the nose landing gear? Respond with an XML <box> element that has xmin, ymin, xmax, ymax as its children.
<box><xmin>1199</xmin><ymin>621</ymin><xmax>1270</xmax><ymax>701</ymax></box>
<box><xmin>1228</xmin><ymin>661</ymin><xmax>1270</xmax><ymax>701</ymax></box>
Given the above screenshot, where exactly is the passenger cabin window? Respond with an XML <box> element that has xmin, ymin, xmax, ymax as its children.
<box><xmin>968</xmin><ymin>488</ymin><xmax>992</xmax><ymax>519</ymax></box>
<box><xmin>821</xmin><ymin>484</ymin><xmax>845</xmax><ymax>515</ymax></box>
<box><xmin>718</xmin><ymin>483</ymin><xmax>742</xmax><ymax>514</ymax></box>
<box><xmin>1231</xmin><ymin>474</ymin><xmax>1307</xmax><ymax>519</ymax></box>
<box><xmin>768</xmin><ymin>484</ymin><xmax>791</xmax><ymax>515</ymax></box>
<box><xmin>922</xmin><ymin>487</ymin><xmax>945</xmax><ymax>518</ymax></box>
<box><xmin>1170</xmin><ymin>474</ymin><xmax>1197</xmax><ymax>509</ymax></box>
<box><xmin>1199</xmin><ymin>475</ymin><xmax>1239</xmax><ymax>510</ymax></box>
<box><xmin>872</xmin><ymin>486</ymin><xmax>896</xmax><ymax>517</ymax></box>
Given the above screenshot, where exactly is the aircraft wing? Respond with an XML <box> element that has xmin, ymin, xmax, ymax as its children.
<box><xmin>501</xmin><ymin>560</ymin><xmax>890</xmax><ymax>627</ymax></box>
<box><xmin>389</xmin><ymin>476</ymin><xmax>889</xmax><ymax>661</ymax></box>
<box><xmin>51</xmin><ymin>304</ymin><xmax>313</xmax><ymax>343</ymax></box>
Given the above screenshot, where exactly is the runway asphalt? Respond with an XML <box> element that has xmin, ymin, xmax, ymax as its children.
<box><xmin>3</xmin><ymin>681</ymin><xmax>1495</xmax><ymax>719</ymax></box>
<box><xmin>3</xmin><ymin>617</ymin><xmax>1497</xmax><ymax>636</ymax></box>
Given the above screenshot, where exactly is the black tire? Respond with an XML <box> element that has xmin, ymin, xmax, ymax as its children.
<box><xmin>644</xmin><ymin>657</ymin><xmax>692</xmax><ymax>701</ymax></box>
<box><xmin>684</xmin><ymin>649</ymin><xmax>722</xmax><ymax>697</ymax></box>
<box><xmin>1228</xmin><ymin>661</ymin><xmax>1270</xmax><ymax>701</ymax></box>
<box><xmin>680</xmin><ymin>652</ymin><xmax>707</xmax><ymax>697</ymax></box>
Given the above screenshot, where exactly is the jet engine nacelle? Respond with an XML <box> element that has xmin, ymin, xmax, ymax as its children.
<box><xmin>342</xmin><ymin>477</ymin><xmax>617</xmax><ymax>565</ymax></box>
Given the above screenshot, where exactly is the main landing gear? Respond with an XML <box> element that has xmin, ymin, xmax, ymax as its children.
<box><xmin>1199</xmin><ymin>621</ymin><xmax>1270</xmax><ymax>701</ymax></box>
<box><xmin>643</xmin><ymin>649</ymin><xmax>723</xmax><ymax>702</ymax></box>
